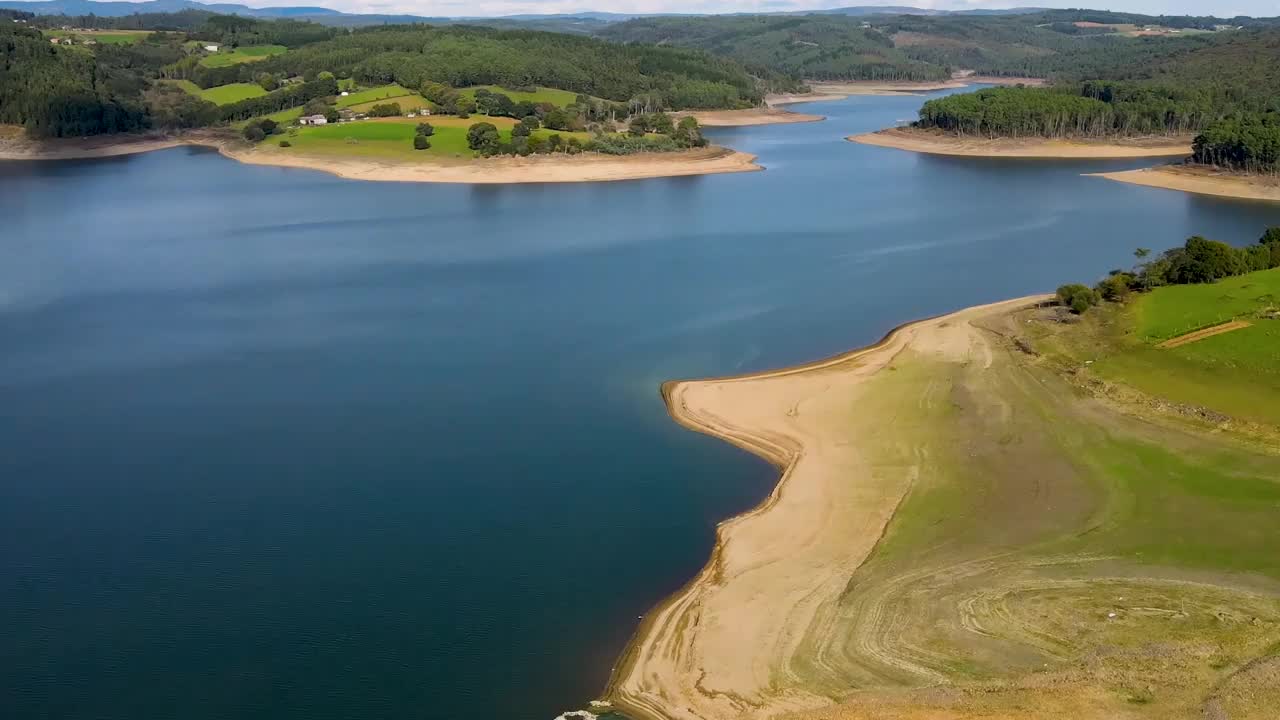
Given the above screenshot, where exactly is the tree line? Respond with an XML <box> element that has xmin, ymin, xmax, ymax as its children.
<box><xmin>1059</xmin><ymin>228</ymin><xmax>1280</xmax><ymax>314</ymax></box>
<box><xmin>916</xmin><ymin>83</ymin><xmax>1246</xmax><ymax>138</ymax></box>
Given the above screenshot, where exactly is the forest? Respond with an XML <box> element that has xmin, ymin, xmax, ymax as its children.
<box><xmin>1</xmin><ymin>12</ymin><xmax>765</xmax><ymax>137</ymax></box>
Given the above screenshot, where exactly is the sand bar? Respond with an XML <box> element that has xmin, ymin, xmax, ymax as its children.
<box><xmin>219</xmin><ymin>145</ymin><xmax>761</xmax><ymax>183</ymax></box>
<box><xmin>850</xmin><ymin>127</ymin><xmax>1193</xmax><ymax>159</ymax></box>
<box><xmin>677</xmin><ymin>107</ymin><xmax>824</xmax><ymax>127</ymax></box>
<box><xmin>0</xmin><ymin>127</ymin><xmax>193</xmax><ymax>160</ymax></box>
<box><xmin>1091</xmin><ymin>165</ymin><xmax>1280</xmax><ymax>203</ymax></box>
<box><xmin>606</xmin><ymin>296</ymin><xmax>1050</xmax><ymax>720</ymax></box>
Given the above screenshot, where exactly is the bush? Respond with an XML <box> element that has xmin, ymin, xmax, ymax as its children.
<box><xmin>467</xmin><ymin>122</ymin><xmax>500</xmax><ymax>154</ymax></box>
<box><xmin>279</xmin><ymin>140</ymin><xmax>292</xmax><ymax>147</ymax></box>
<box><xmin>243</xmin><ymin>124</ymin><xmax>266</xmax><ymax>142</ymax></box>
<box><xmin>416</xmin><ymin>122</ymin><xmax>434</xmax><ymax>137</ymax></box>
<box><xmin>1057</xmin><ymin>284</ymin><xmax>1098</xmax><ymax>314</ymax></box>
<box><xmin>413</xmin><ymin>134</ymin><xmax>430</xmax><ymax>150</ymax></box>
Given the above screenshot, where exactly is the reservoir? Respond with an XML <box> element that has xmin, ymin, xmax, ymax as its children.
<box><xmin>3</xmin><ymin>89</ymin><xmax>1278</xmax><ymax>720</ymax></box>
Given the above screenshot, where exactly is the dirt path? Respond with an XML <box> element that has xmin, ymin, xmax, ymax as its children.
<box><xmin>1157</xmin><ymin>320</ymin><xmax>1251</xmax><ymax>349</ymax></box>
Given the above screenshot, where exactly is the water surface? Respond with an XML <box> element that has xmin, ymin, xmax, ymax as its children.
<box><xmin>3</xmin><ymin>90</ymin><xmax>1279</xmax><ymax>720</ymax></box>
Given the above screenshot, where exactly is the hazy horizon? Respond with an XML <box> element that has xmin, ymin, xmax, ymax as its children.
<box><xmin>5</xmin><ymin>0</ymin><xmax>1279</xmax><ymax>20</ymax></box>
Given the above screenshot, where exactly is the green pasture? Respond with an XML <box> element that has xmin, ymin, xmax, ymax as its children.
<box><xmin>199</xmin><ymin>44</ymin><xmax>286</xmax><ymax>68</ymax></box>
<box><xmin>336</xmin><ymin>84</ymin><xmax>416</xmax><ymax>108</ymax></box>
<box><xmin>1133</xmin><ymin>268</ymin><xmax>1280</xmax><ymax>340</ymax></box>
<box><xmin>265</xmin><ymin>119</ymin><xmax>588</xmax><ymax>159</ymax></box>
<box><xmin>460</xmin><ymin>85</ymin><xmax>581</xmax><ymax>107</ymax></box>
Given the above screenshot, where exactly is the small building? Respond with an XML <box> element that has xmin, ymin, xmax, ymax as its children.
<box><xmin>204</xmin><ymin>44</ymin><xmax>220</xmax><ymax>52</ymax></box>
<box><xmin>406</xmin><ymin>112</ymin><xmax>417</xmax><ymax>118</ymax></box>
<box><xmin>298</xmin><ymin>115</ymin><xmax>328</xmax><ymax>126</ymax></box>
<box><xmin>340</xmin><ymin>91</ymin><xmax>349</xmax><ymax>97</ymax></box>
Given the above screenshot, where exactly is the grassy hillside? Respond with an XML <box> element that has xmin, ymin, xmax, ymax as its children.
<box><xmin>1040</xmin><ymin>268</ymin><xmax>1280</xmax><ymax>427</ymax></box>
<box><xmin>198</xmin><ymin>44</ymin><xmax>286</xmax><ymax>67</ymax></box>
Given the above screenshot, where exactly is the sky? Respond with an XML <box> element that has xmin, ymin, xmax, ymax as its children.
<box><xmin>227</xmin><ymin>0</ymin><xmax>1280</xmax><ymax>17</ymax></box>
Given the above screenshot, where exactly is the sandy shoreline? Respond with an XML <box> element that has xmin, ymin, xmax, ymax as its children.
<box><xmin>678</xmin><ymin>106</ymin><xmax>825</xmax><ymax>127</ymax></box>
<box><xmin>605</xmin><ymin>296</ymin><xmax>1050</xmax><ymax>720</ymax></box>
<box><xmin>1091</xmin><ymin>165</ymin><xmax>1280</xmax><ymax>203</ymax></box>
<box><xmin>850</xmin><ymin>127</ymin><xmax>1193</xmax><ymax>159</ymax></box>
<box><xmin>221</xmin><ymin>145</ymin><xmax>761</xmax><ymax>183</ymax></box>
<box><xmin>0</xmin><ymin>128</ymin><xmax>762</xmax><ymax>184</ymax></box>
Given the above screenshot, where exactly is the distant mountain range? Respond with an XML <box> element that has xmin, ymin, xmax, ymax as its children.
<box><xmin>0</xmin><ymin>0</ymin><xmax>1050</xmax><ymax>24</ymax></box>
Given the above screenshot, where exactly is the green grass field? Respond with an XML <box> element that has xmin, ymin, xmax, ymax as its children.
<box><xmin>167</xmin><ymin>80</ymin><xmax>267</xmax><ymax>106</ymax></box>
<box><xmin>344</xmin><ymin>96</ymin><xmax>429</xmax><ymax>115</ymax></box>
<box><xmin>1036</xmin><ymin>268</ymin><xmax>1280</xmax><ymax>427</ymax></box>
<box><xmin>199</xmin><ymin>82</ymin><xmax>268</xmax><ymax>105</ymax></box>
<box><xmin>44</xmin><ymin>29</ymin><xmax>151</xmax><ymax>44</ymax></box>
<box><xmin>199</xmin><ymin>44</ymin><xmax>287</xmax><ymax>68</ymax></box>
<box><xmin>1134</xmin><ymin>268</ymin><xmax>1280</xmax><ymax>340</ymax></box>
<box><xmin>266</xmin><ymin>118</ymin><xmax>588</xmax><ymax>159</ymax></box>
<box><xmin>336</xmin><ymin>85</ymin><xmax>416</xmax><ymax>108</ymax></box>
<box><xmin>459</xmin><ymin>85</ymin><xmax>581</xmax><ymax>107</ymax></box>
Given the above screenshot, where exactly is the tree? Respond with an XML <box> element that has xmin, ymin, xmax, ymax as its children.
<box><xmin>1056</xmin><ymin>284</ymin><xmax>1098</xmax><ymax>314</ymax></box>
<box><xmin>413</xmin><ymin>134</ymin><xmax>430</xmax><ymax>150</ymax></box>
<box><xmin>256</xmin><ymin>72</ymin><xmax>278</xmax><ymax>91</ymax></box>
<box><xmin>258</xmin><ymin>118</ymin><xmax>278</xmax><ymax>135</ymax></box>
<box><xmin>467</xmin><ymin>122</ymin><xmax>501</xmax><ymax>154</ymax></box>
<box><xmin>243</xmin><ymin>124</ymin><xmax>266</xmax><ymax>142</ymax></box>
<box><xmin>652</xmin><ymin>111</ymin><xmax>675</xmax><ymax>135</ymax></box>
<box><xmin>416</xmin><ymin>122</ymin><xmax>435</xmax><ymax>137</ymax></box>
<box><xmin>369</xmin><ymin>102</ymin><xmax>402</xmax><ymax>117</ymax></box>
<box><xmin>512</xmin><ymin>123</ymin><xmax>531</xmax><ymax>139</ymax></box>
<box><xmin>527</xmin><ymin>135</ymin><xmax>549</xmax><ymax>154</ymax></box>
<box><xmin>1172</xmin><ymin>236</ymin><xmax>1244</xmax><ymax>283</ymax></box>
<box><xmin>1260</xmin><ymin>227</ymin><xmax>1280</xmax><ymax>246</ymax></box>
<box><xmin>628</xmin><ymin>115</ymin><xmax>650</xmax><ymax>136</ymax></box>
<box><xmin>520</xmin><ymin>115</ymin><xmax>541</xmax><ymax>131</ymax></box>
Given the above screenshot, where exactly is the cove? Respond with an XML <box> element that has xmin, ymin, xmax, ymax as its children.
<box><xmin>2</xmin><ymin>88</ymin><xmax>1279</xmax><ymax>720</ymax></box>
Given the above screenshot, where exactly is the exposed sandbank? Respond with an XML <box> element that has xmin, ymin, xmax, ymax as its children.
<box><xmin>0</xmin><ymin>126</ymin><xmax>193</xmax><ymax>160</ymax></box>
<box><xmin>677</xmin><ymin>106</ymin><xmax>824</xmax><ymax>127</ymax></box>
<box><xmin>1090</xmin><ymin>165</ymin><xmax>1280</xmax><ymax>203</ymax></box>
<box><xmin>0</xmin><ymin>126</ymin><xmax>761</xmax><ymax>184</ymax></box>
<box><xmin>849</xmin><ymin>127</ymin><xmax>1194</xmax><ymax>159</ymax></box>
<box><xmin>219</xmin><ymin>145</ymin><xmax>761</xmax><ymax>183</ymax></box>
<box><xmin>806</xmin><ymin>76</ymin><xmax>1045</xmax><ymax>97</ymax></box>
<box><xmin>606</xmin><ymin>296</ymin><xmax>1050</xmax><ymax>720</ymax></box>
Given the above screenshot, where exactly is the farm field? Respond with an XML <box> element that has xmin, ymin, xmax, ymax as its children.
<box><xmin>199</xmin><ymin>44</ymin><xmax>287</xmax><ymax>68</ymax></box>
<box><xmin>43</xmin><ymin>29</ymin><xmax>152</xmax><ymax>44</ymax></box>
<box><xmin>167</xmin><ymin>80</ymin><xmax>267</xmax><ymax>105</ymax></box>
<box><xmin>460</xmin><ymin>85</ymin><xmax>580</xmax><ymax>107</ymax></box>
<box><xmin>199</xmin><ymin>82</ymin><xmax>268</xmax><ymax>105</ymax></box>
<box><xmin>264</xmin><ymin>117</ymin><xmax>589</xmax><ymax>160</ymax></box>
<box><xmin>344</xmin><ymin>95</ymin><xmax>430</xmax><ymax>114</ymax></box>
<box><xmin>336</xmin><ymin>84</ymin><xmax>416</xmax><ymax>108</ymax></box>
<box><xmin>1034</xmin><ymin>268</ymin><xmax>1280</xmax><ymax>426</ymax></box>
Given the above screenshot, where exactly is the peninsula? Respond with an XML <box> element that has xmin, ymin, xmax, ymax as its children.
<box><xmin>609</xmin><ymin>232</ymin><xmax>1280</xmax><ymax>720</ymax></box>
<box><xmin>849</xmin><ymin>127</ymin><xmax>1193</xmax><ymax>158</ymax></box>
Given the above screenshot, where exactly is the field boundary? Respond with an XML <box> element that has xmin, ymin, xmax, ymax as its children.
<box><xmin>1156</xmin><ymin>319</ymin><xmax>1252</xmax><ymax>349</ymax></box>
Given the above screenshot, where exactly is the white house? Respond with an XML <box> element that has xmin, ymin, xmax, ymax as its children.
<box><xmin>204</xmin><ymin>44</ymin><xmax>220</xmax><ymax>52</ymax></box>
<box><xmin>299</xmin><ymin>115</ymin><xmax>329</xmax><ymax>126</ymax></box>
<box><xmin>340</xmin><ymin>91</ymin><xmax>350</xmax><ymax>97</ymax></box>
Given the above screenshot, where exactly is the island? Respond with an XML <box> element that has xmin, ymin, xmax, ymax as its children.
<box><xmin>608</xmin><ymin>229</ymin><xmax>1280</xmax><ymax>720</ymax></box>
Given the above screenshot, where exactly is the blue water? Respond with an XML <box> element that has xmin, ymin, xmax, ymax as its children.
<box><xmin>3</xmin><ymin>90</ymin><xmax>1279</xmax><ymax>720</ymax></box>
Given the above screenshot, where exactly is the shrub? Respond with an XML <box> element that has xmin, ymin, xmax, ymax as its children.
<box><xmin>242</xmin><ymin>124</ymin><xmax>266</xmax><ymax>142</ymax></box>
<box><xmin>279</xmin><ymin>140</ymin><xmax>291</xmax><ymax>147</ymax></box>
<box><xmin>1057</xmin><ymin>284</ymin><xmax>1099</xmax><ymax>314</ymax></box>
<box><xmin>413</xmin><ymin>134</ymin><xmax>430</xmax><ymax>150</ymax></box>
<box><xmin>416</xmin><ymin>122</ymin><xmax>434</xmax><ymax>137</ymax></box>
